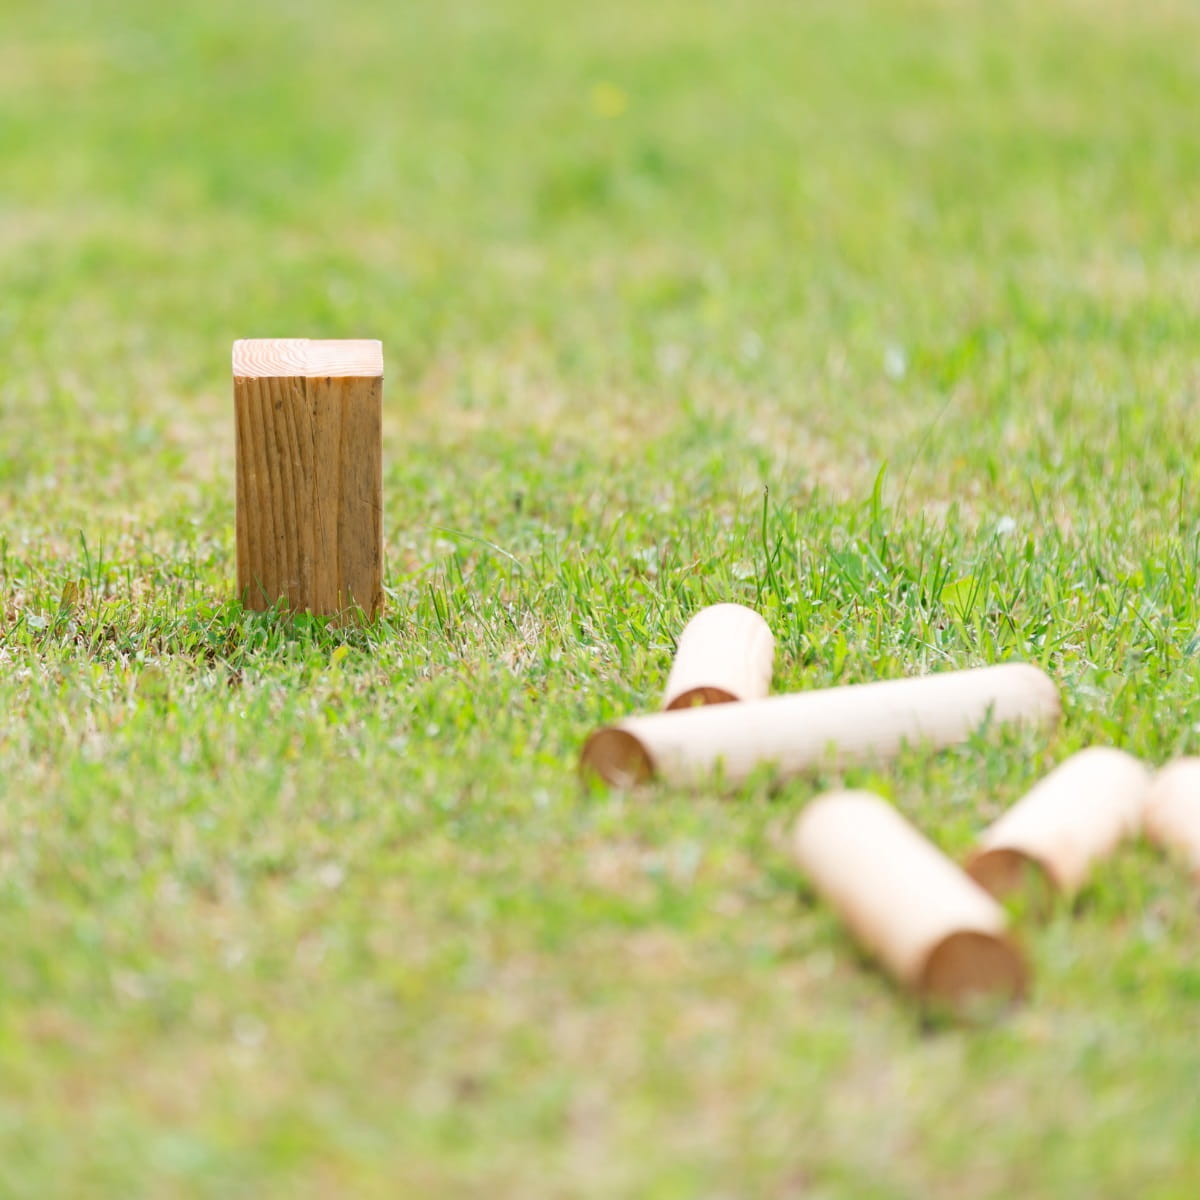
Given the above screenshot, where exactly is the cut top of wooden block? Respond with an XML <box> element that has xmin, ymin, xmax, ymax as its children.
<box><xmin>233</xmin><ymin>338</ymin><xmax>383</xmax><ymax>379</ymax></box>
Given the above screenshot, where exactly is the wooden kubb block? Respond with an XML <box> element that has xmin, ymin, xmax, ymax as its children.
<box><xmin>234</xmin><ymin>338</ymin><xmax>383</xmax><ymax>620</ymax></box>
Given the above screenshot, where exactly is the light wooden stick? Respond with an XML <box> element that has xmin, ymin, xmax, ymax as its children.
<box><xmin>793</xmin><ymin>791</ymin><xmax>1027</xmax><ymax>1014</ymax></box>
<box><xmin>966</xmin><ymin>747</ymin><xmax>1151</xmax><ymax>900</ymax></box>
<box><xmin>1144</xmin><ymin>758</ymin><xmax>1200</xmax><ymax>880</ymax></box>
<box><xmin>662</xmin><ymin>604</ymin><xmax>774</xmax><ymax>710</ymax></box>
<box><xmin>581</xmin><ymin>663</ymin><xmax>1059</xmax><ymax>788</ymax></box>
<box><xmin>234</xmin><ymin>338</ymin><xmax>383</xmax><ymax>621</ymax></box>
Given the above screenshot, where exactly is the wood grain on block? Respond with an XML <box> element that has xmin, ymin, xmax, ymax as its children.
<box><xmin>581</xmin><ymin>663</ymin><xmax>1059</xmax><ymax>789</ymax></box>
<box><xmin>966</xmin><ymin>747</ymin><xmax>1150</xmax><ymax>900</ymax></box>
<box><xmin>1143</xmin><ymin>758</ymin><xmax>1200</xmax><ymax>879</ymax></box>
<box><xmin>233</xmin><ymin>339</ymin><xmax>383</xmax><ymax>620</ymax></box>
<box><xmin>793</xmin><ymin>791</ymin><xmax>1027</xmax><ymax>1014</ymax></box>
<box><xmin>662</xmin><ymin>603</ymin><xmax>774</xmax><ymax>710</ymax></box>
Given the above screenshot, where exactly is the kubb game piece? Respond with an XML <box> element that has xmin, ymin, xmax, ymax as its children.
<box><xmin>1144</xmin><ymin>758</ymin><xmax>1200</xmax><ymax>880</ymax></box>
<box><xmin>793</xmin><ymin>791</ymin><xmax>1027</xmax><ymax>1015</ymax></box>
<box><xmin>581</xmin><ymin>663</ymin><xmax>1059</xmax><ymax>788</ymax></box>
<box><xmin>662</xmin><ymin>603</ymin><xmax>774</xmax><ymax>710</ymax></box>
<box><xmin>966</xmin><ymin>747</ymin><xmax>1150</xmax><ymax>901</ymax></box>
<box><xmin>234</xmin><ymin>338</ymin><xmax>383</xmax><ymax>620</ymax></box>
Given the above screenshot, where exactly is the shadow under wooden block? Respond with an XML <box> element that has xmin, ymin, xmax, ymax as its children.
<box><xmin>234</xmin><ymin>338</ymin><xmax>383</xmax><ymax>621</ymax></box>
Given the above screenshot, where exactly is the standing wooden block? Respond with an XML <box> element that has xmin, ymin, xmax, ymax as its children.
<box><xmin>234</xmin><ymin>338</ymin><xmax>383</xmax><ymax>620</ymax></box>
<box><xmin>793</xmin><ymin>791</ymin><xmax>1027</xmax><ymax>1016</ymax></box>
<box><xmin>662</xmin><ymin>604</ymin><xmax>775</xmax><ymax>710</ymax></box>
<box><xmin>966</xmin><ymin>747</ymin><xmax>1151</xmax><ymax>901</ymax></box>
<box><xmin>1144</xmin><ymin>758</ymin><xmax>1200</xmax><ymax>880</ymax></box>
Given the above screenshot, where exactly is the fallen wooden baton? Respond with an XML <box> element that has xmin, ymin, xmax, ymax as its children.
<box><xmin>793</xmin><ymin>790</ymin><xmax>1028</xmax><ymax>1016</ymax></box>
<box><xmin>582</xmin><ymin>663</ymin><xmax>1060</xmax><ymax>789</ymax></box>
<box><xmin>966</xmin><ymin>746</ymin><xmax>1150</xmax><ymax>901</ymax></box>
<box><xmin>662</xmin><ymin>603</ymin><xmax>774</xmax><ymax>710</ymax></box>
<box><xmin>1143</xmin><ymin>758</ymin><xmax>1200</xmax><ymax>881</ymax></box>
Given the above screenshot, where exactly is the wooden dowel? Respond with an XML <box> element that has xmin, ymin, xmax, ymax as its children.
<box><xmin>966</xmin><ymin>747</ymin><xmax>1151</xmax><ymax>900</ymax></box>
<box><xmin>581</xmin><ymin>663</ymin><xmax>1059</xmax><ymax>789</ymax></box>
<box><xmin>793</xmin><ymin>791</ymin><xmax>1027</xmax><ymax>1015</ymax></box>
<box><xmin>662</xmin><ymin>603</ymin><xmax>774</xmax><ymax>710</ymax></box>
<box><xmin>234</xmin><ymin>338</ymin><xmax>383</xmax><ymax>621</ymax></box>
<box><xmin>1144</xmin><ymin>758</ymin><xmax>1200</xmax><ymax>880</ymax></box>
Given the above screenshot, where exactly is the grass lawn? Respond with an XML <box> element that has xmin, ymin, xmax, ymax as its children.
<box><xmin>4</xmin><ymin>0</ymin><xmax>1200</xmax><ymax>1193</ymax></box>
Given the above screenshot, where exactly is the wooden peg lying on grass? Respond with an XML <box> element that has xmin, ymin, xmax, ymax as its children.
<box><xmin>793</xmin><ymin>791</ymin><xmax>1028</xmax><ymax>1017</ymax></box>
<box><xmin>234</xmin><ymin>337</ymin><xmax>383</xmax><ymax>621</ymax></box>
<box><xmin>582</xmin><ymin>663</ymin><xmax>1060</xmax><ymax>789</ymax></box>
<box><xmin>966</xmin><ymin>747</ymin><xmax>1151</xmax><ymax>902</ymax></box>
<box><xmin>1144</xmin><ymin>759</ymin><xmax>1200</xmax><ymax>880</ymax></box>
<box><xmin>662</xmin><ymin>603</ymin><xmax>774</xmax><ymax>710</ymax></box>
